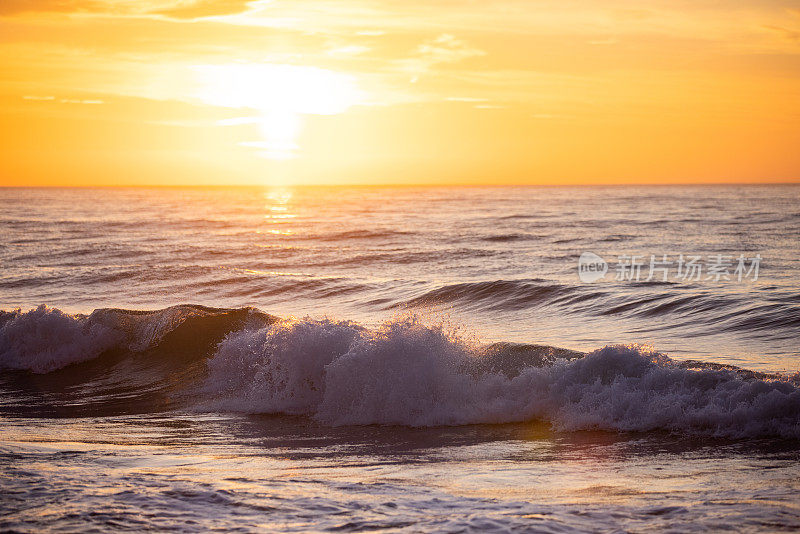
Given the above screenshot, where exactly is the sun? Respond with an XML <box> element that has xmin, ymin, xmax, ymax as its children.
<box><xmin>193</xmin><ymin>63</ymin><xmax>362</xmax><ymax>159</ymax></box>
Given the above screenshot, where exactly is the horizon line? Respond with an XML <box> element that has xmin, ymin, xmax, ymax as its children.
<box><xmin>2</xmin><ymin>181</ymin><xmax>799</xmax><ymax>189</ymax></box>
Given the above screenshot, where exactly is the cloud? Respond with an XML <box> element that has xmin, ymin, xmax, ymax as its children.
<box><xmin>398</xmin><ymin>34</ymin><xmax>486</xmax><ymax>78</ymax></box>
<box><xmin>21</xmin><ymin>95</ymin><xmax>102</xmax><ymax>104</ymax></box>
<box><xmin>326</xmin><ymin>45</ymin><xmax>370</xmax><ymax>58</ymax></box>
<box><xmin>150</xmin><ymin>0</ymin><xmax>255</xmax><ymax>20</ymax></box>
<box><xmin>445</xmin><ymin>96</ymin><xmax>488</xmax><ymax>102</ymax></box>
<box><xmin>416</xmin><ymin>34</ymin><xmax>486</xmax><ymax>65</ymax></box>
<box><xmin>0</xmin><ymin>0</ymin><xmax>254</xmax><ymax>18</ymax></box>
<box><xmin>60</xmin><ymin>98</ymin><xmax>103</xmax><ymax>104</ymax></box>
<box><xmin>0</xmin><ymin>0</ymin><xmax>102</xmax><ymax>15</ymax></box>
<box><xmin>764</xmin><ymin>25</ymin><xmax>800</xmax><ymax>42</ymax></box>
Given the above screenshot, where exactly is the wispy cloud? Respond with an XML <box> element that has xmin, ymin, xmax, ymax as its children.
<box><xmin>0</xmin><ymin>0</ymin><xmax>102</xmax><ymax>15</ymax></box>
<box><xmin>445</xmin><ymin>97</ymin><xmax>488</xmax><ymax>103</ymax></box>
<box><xmin>326</xmin><ymin>45</ymin><xmax>370</xmax><ymax>58</ymax></box>
<box><xmin>150</xmin><ymin>0</ymin><xmax>256</xmax><ymax>20</ymax></box>
<box><xmin>764</xmin><ymin>25</ymin><xmax>800</xmax><ymax>42</ymax></box>
<box><xmin>398</xmin><ymin>34</ymin><xmax>486</xmax><ymax>80</ymax></box>
<box><xmin>22</xmin><ymin>95</ymin><xmax>102</xmax><ymax>104</ymax></box>
<box><xmin>416</xmin><ymin>34</ymin><xmax>486</xmax><ymax>65</ymax></box>
<box><xmin>0</xmin><ymin>0</ymin><xmax>256</xmax><ymax>19</ymax></box>
<box><xmin>60</xmin><ymin>98</ymin><xmax>104</xmax><ymax>104</ymax></box>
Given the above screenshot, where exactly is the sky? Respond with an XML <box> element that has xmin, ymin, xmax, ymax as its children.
<box><xmin>0</xmin><ymin>0</ymin><xmax>799</xmax><ymax>186</ymax></box>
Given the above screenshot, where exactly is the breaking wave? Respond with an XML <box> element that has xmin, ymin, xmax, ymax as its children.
<box><xmin>201</xmin><ymin>316</ymin><xmax>800</xmax><ymax>438</ymax></box>
<box><xmin>2</xmin><ymin>305</ymin><xmax>799</xmax><ymax>439</ymax></box>
<box><xmin>0</xmin><ymin>304</ymin><xmax>274</xmax><ymax>373</ymax></box>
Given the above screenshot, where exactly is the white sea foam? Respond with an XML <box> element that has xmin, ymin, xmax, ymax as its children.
<box><xmin>204</xmin><ymin>316</ymin><xmax>800</xmax><ymax>438</ymax></box>
<box><xmin>201</xmin><ymin>318</ymin><xmax>364</xmax><ymax>414</ymax></box>
<box><xmin>0</xmin><ymin>305</ymin><xmax>123</xmax><ymax>373</ymax></box>
<box><xmin>0</xmin><ymin>304</ymin><xmax>258</xmax><ymax>373</ymax></box>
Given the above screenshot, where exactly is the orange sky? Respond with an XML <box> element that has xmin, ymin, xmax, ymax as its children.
<box><xmin>1</xmin><ymin>0</ymin><xmax>799</xmax><ymax>186</ymax></box>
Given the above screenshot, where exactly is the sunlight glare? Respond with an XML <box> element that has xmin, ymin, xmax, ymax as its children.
<box><xmin>194</xmin><ymin>64</ymin><xmax>361</xmax><ymax>160</ymax></box>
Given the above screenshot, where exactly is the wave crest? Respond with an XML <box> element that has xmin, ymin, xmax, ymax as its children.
<box><xmin>202</xmin><ymin>316</ymin><xmax>800</xmax><ymax>438</ymax></box>
<box><xmin>202</xmin><ymin>318</ymin><xmax>364</xmax><ymax>415</ymax></box>
<box><xmin>3</xmin><ymin>305</ymin><xmax>799</xmax><ymax>438</ymax></box>
<box><xmin>0</xmin><ymin>304</ymin><xmax>274</xmax><ymax>373</ymax></box>
<box><xmin>0</xmin><ymin>305</ymin><xmax>122</xmax><ymax>373</ymax></box>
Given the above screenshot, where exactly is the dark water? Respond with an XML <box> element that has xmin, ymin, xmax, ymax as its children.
<box><xmin>1</xmin><ymin>186</ymin><xmax>799</xmax><ymax>532</ymax></box>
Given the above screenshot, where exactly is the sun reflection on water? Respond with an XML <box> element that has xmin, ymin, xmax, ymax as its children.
<box><xmin>262</xmin><ymin>189</ymin><xmax>296</xmax><ymax>234</ymax></box>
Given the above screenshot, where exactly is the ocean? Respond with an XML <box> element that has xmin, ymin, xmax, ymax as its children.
<box><xmin>1</xmin><ymin>185</ymin><xmax>799</xmax><ymax>532</ymax></box>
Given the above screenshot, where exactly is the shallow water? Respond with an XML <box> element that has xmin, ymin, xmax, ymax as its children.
<box><xmin>3</xmin><ymin>414</ymin><xmax>800</xmax><ymax>532</ymax></box>
<box><xmin>1</xmin><ymin>185</ymin><xmax>799</xmax><ymax>531</ymax></box>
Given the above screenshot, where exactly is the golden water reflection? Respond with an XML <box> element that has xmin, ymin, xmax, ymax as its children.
<box><xmin>261</xmin><ymin>189</ymin><xmax>296</xmax><ymax>235</ymax></box>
